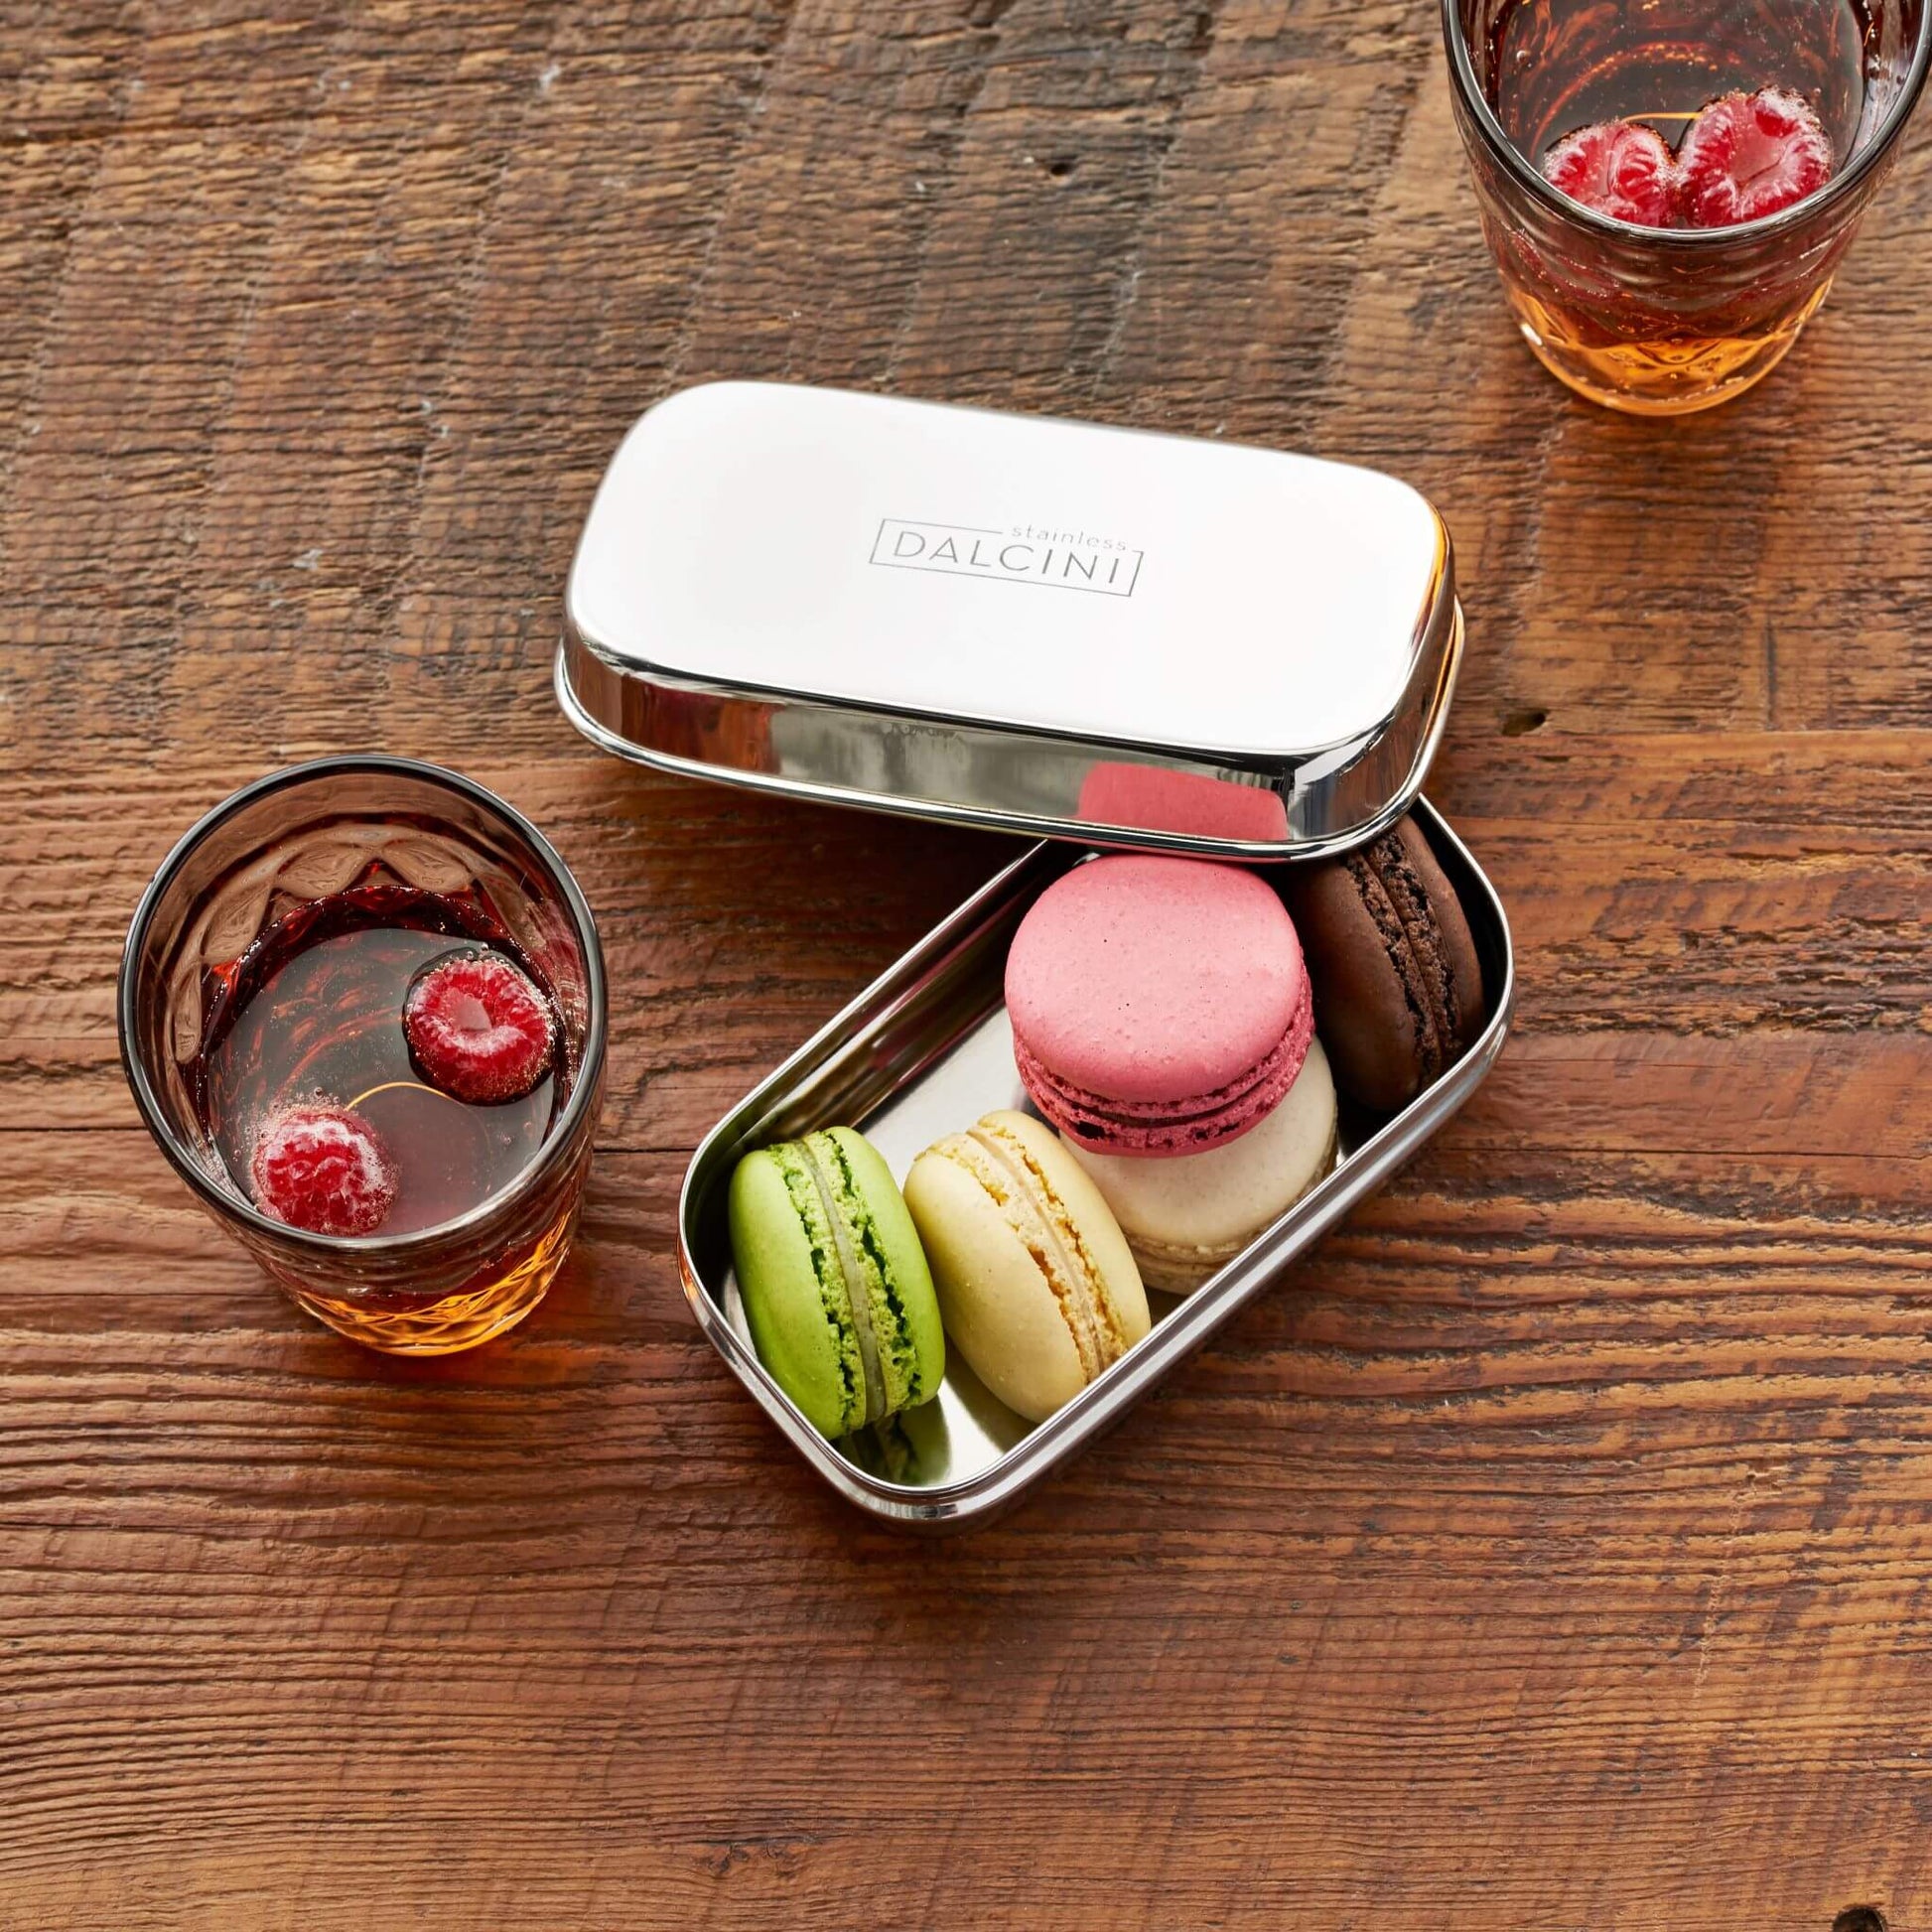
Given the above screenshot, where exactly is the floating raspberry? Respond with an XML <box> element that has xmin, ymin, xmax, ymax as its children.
<box><xmin>250</xmin><ymin>1104</ymin><xmax>398</xmax><ymax>1237</ymax></box>
<box><xmin>1540</xmin><ymin>119</ymin><xmax>1680</xmax><ymax>227</ymax></box>
<box><xmin>1677</xmin><ymin>88</ymin><xmax>1835</xmax><ymax>227</ymax></box>
<box><xmin>403</xmin><ymin>949</ymin><xmax>555</xmax><ymax>1104</ymax></box>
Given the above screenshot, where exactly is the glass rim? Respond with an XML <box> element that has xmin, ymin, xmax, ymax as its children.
<box><xmin>117</xmin><ymin>754</ymin><xmax>610</xmax><ymax>1259</ymax></box>
<box><xmin>1441</xmin><ymin>0</ymin><xmax>1932</xmax><ymax>248</ymax></box>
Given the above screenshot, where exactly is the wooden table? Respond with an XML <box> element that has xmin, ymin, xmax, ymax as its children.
<box><xmin>8</xmin><ymin>3</ymin><xmax>1930</xmax><ymax>1925</ymax></box>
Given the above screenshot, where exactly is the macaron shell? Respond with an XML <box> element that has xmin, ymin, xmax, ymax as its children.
<box><xmin>1285</xmin><ymin>858</ymin><xmax>1414</xmax><ymax>1109</ymax></box>
<box><xmin>728</xmin><ymin>1147</ymin><xmax>859</xmax><ymax>1439</ymax></box>
<box><xmin>825</xmin><ymin>1126</ymin><xmax>946</xmax><ymax>1411</ymax></box>
<box><xmin>1284</xmin><ymin>821</ymin><xmax>1484</xmax><ymax>1113</ymax></box>
<box><xmin>903</xmin><ymin>1150</ymin><xmax>1088</xmax><ymax>1423</ymax></box>
<box><xmin>1016</xmin><ymin>970</ymin><xmax>1312</xmax><ymax>1159</ymax></box>
<box><xmin>904</xmin><ymin>1110</ymin><xmax>1150</xmax><ymax>1425</ymax></box>
<box><xmin>1006</xmin><ymin>856</ymin><xmax>1310</xmax><ymax>1106</ymax></box>
<box><xmin>1064</xmin><ymin>1038</ymin><xmax>1339</xmax><ymax>1293</ymax></box>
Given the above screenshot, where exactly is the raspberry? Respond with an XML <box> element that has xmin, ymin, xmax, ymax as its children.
<box><xmin>403</xmin><ymin>949</ymin><xmax>555</xmax><ymax>1104</ymax></box>
<box><xmin>1677</xmin><ymin>88</ymin><xmax>1835</xmax><ymax>227</ymax></box>
<box><xmin>250</xmin><ymin>1104</ymin><xmax>398</xmax><ymax>1237</ymax></box>
<box><xmin>1540</xmin><ymin>119</ymin><xmax>1680</xmax><ymax>227</ymax></box>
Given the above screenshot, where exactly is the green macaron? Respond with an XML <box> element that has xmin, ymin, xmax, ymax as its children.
<box><xmin>727</xmin><ymin>1127</ymin><xmax>945</xmax><ymax>1440</ymax></box>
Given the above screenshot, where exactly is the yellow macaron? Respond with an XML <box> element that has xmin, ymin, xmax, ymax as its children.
<box><xmin>903</xmin><ymin>1110</ymin><xmax>1150</xmax><ymax>1424</ymax></box>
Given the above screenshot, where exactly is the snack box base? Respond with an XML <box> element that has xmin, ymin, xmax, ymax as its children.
<box><xmin>678</xmin><ymin>801</ymin><xmax>1514</xmax><ymax>1532</ymax></box>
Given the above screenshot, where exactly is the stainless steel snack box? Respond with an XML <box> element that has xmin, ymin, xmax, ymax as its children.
<box><xmin>558</xmin><ymin>381</ymin><xmax>1514</xmax><ymax>1529</ymax></box>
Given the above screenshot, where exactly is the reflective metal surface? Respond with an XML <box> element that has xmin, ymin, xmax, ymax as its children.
<box><xmin>559</xmin><ymin>383</ymin><xmax>1462</xmax><ymax>860</ymax></box>
<box><xmin>677</xmin><ymin>800</ymin><xmax>1515</xmax><ymax>1531</ymax></box>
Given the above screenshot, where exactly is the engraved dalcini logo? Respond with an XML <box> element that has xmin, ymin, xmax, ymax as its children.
<box><xmin>870</xmin><ymin>517</ymin><xmax>1144</xmax><ymax>599</ymax></box>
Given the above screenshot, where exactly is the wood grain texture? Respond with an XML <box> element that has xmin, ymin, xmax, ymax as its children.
<box><xmin>6</xmin><ymin>1</ymin><xmax>1932</xmax><ymax>1925</ymax></box>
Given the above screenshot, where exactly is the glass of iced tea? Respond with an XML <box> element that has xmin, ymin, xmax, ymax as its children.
<box><xmin>1444</xmin><ymin>0</ymin><xmax>1931</xmax><ymax>413</ymax></box>
<box><xmin>119</xmin><ymin>758</ymin><xmax>608</xmax><ymax>1354</ymax></box>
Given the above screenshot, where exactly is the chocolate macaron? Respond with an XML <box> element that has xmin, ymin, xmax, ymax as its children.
<box><xmin>1283</xmin><ymin>816</ymin><xmax>1485</xmax><ymax>1113</ymax></box>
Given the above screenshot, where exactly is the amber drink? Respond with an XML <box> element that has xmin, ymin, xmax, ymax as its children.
<box><xmin>1444</xmin><ymin>0</ymin><xmax>1930</xmax><ymax>412</ymax></box>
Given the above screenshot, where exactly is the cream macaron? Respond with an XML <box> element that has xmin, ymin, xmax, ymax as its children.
<box><xmin>1062</xmin><ymin>1037</ymin><xmax>1339</xmax><ymax>1294</ymax></box>
<box><xmin>903</xmin><ymin>1110</ymin><xmax>1150</xmax><ymax>1424</ymax></box>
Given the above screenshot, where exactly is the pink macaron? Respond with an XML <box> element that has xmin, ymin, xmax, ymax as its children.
<box><xmin>1005</xmin><ymin>855</ymin><xmax>1314</xmax><ymax>1159</ymax></box>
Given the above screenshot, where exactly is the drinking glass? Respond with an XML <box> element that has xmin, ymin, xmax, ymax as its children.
<box><xmin>119</xmin><ymin>758</ymin><xmax>608</xmax><ymax>1354</ymax></box>
<box><xmin>1444</xmin><ymin>0</ymin><xmax>1931</xmax><ymax>414</ymax></box>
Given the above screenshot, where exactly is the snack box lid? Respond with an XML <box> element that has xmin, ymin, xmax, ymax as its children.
<box><xmin>557</xmin><ymin>381</ymin><xmax>1461</xmax><ymax>861</ymax></box>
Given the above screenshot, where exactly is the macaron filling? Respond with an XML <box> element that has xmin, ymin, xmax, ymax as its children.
<box><xmin>767</xmin><ymin>1131</ymin><xmax>921</xmax><ymax>1431</ymax></box>
<box><xmin>1346</xmin><ymin>834</ymin><xmax>1462</xmax><ymax>1087</ymax></box>
<box><xmin>1378</xmin><ymin>836</ymin><xmax>1469</xmax><ymax>1054</ymax></box>
<box><xmin>1017</xmin><ymin>970</ymin><xmax>1314</xmax><ymax>1158</ymax></box>
<box><xmin>795</xmin><ymin>1135</ymin><xmax>888</xmax><ymax>1426</ymax></box>
<box><xmin>928</xmin><ymin>1119</ymin><xmax>1130</xmax><ymax>1382</ymax></box>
